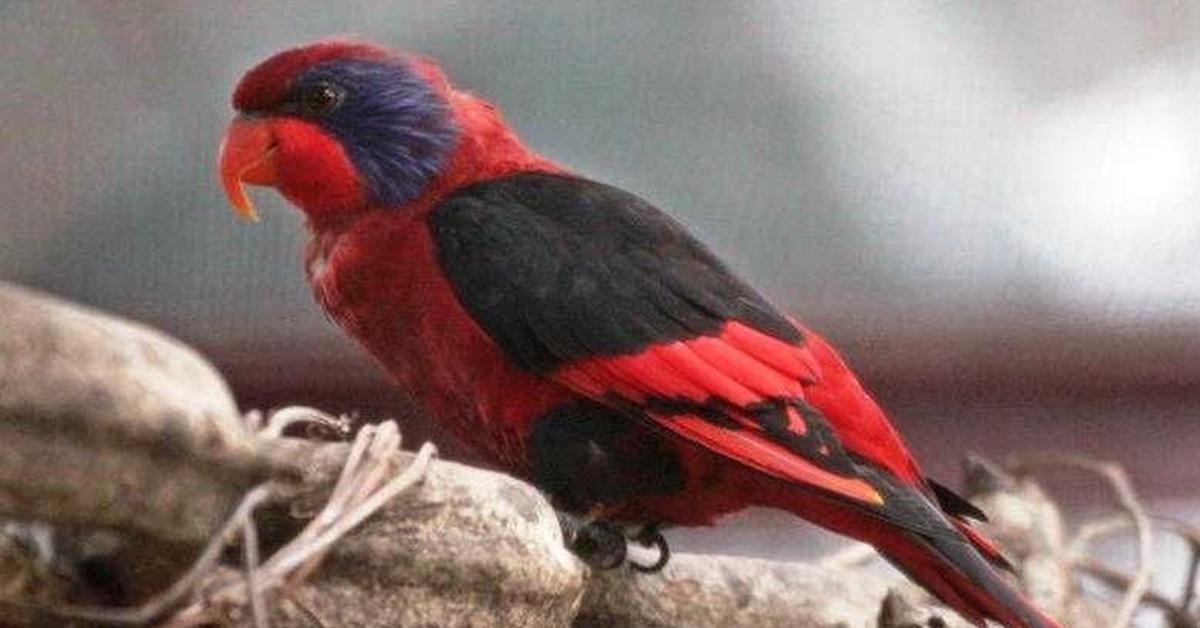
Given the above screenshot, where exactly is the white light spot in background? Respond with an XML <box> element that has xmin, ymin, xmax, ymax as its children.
<box><xmin>1012</xmin><ymin>65</ymin><xmax>1200</xmax><ymax>316</ymax></box>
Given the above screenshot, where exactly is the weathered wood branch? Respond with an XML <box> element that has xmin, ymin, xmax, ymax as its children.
<box><xmin>1</xmin><ymin>280</ymin><xmax>1169</xmax><ymax>627</ymax></box>
<box><xmin>0</xmin><ymin>283</ymin><xmax>265</xmax><ymax>546</ymax></box>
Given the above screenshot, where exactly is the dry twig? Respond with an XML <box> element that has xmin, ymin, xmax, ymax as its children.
<box><xmin>1008</xmin><ymin>452</ymin><xmax>1153</xmax><ymax>628</ymax></box>
<box><xmin>1072</xmin><ymin>558</ymin><xmax>1197</xmax><ymax>628</ymax></box>
<box><xmin>1154</xmin><ymin>516</ymin><xmax>1200</xmax><ymax>616</ymax></box>
<box><xmin>6</xmin><ymin>409</ymin><xmax>433</xmax><ymax>627</ymax></box>
<box><xmin>256</xmin><ymin>407</ymin><xmax>351</xmax><ymax>441</ymax></box>
<box><xmin>243</xmin><ymin>512</ymin><xmax>267</xmax><ymax>628</ymax></box>
<box><xmin>1056</xmin><ymin>513</ymin><xmax>1200</xmax><ymax>627</ymax></box>
<box><xmin>1068</xmin><ymin>515</ymin><xmax>1133</xmax><ymax>559</ymax></box>
<box><xmin>165</xmin><ymin>418</ymin><xmax>436</xmax><ymax>626</ymax></box>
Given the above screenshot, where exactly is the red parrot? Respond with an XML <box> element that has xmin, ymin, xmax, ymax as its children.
<box><xmin>219</xmin><ymin>39</ymin><xmax>1060</xmax><ymax>627</ymax></box>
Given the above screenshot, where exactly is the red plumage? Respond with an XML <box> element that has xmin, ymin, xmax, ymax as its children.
<box><xmin>219</xmin><ymin>39</ymin><xmax>1061</xmax><ymax>628</ymax></box>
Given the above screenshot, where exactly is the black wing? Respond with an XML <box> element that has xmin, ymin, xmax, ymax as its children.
<box><xmin>428</xmin><ymin>172</ymin><xmax>887</xmax><ymax>506</ymax></box>
<box><xmin>428</xmin><ymin>171</ymin><xmax>801</xmax><ymax>374</ymax></box>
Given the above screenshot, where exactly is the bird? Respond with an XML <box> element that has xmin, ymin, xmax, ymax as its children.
<box><xmin>218</xmin><ymin>38</ymin><xmax>1061</xmax><ymax>628</ymax></box>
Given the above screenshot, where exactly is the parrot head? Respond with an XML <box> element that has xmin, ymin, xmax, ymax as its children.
<box><xmin>219</xmin><ymin>39</ymin><xmax>459</xmax><ymax>224</ymax></box>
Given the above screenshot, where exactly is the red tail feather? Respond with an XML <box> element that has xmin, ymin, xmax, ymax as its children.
<box><xmin>762</xmin><ymin>475</ymin><xmax>1062</xmax><ymax>628</ymax></box>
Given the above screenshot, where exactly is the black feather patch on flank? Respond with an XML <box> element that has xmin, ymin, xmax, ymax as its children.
<box><xmin>527</xmin><ymin>399</ymin><xmax>685</xmax><ymax>513</ymax></box>
<box><xmin>428</xmin><ymin>172</ymin><xmax>802</xmax><ymax>373</ymax></box>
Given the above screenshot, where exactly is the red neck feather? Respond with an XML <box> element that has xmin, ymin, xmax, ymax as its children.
<box><xmin>305</xmin><ymin>88</ymin><xmax>563</xmax><ymax>232</ymax></box>
<box><xmin>418</xmin><ymin>90</ymin><xmax>564</xmax><ymax>210</ymax></box>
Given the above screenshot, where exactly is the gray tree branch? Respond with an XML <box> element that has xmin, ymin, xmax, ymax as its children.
<box><xmin>0</xmin><ymin>280</ymin><xmax>1178</xmax><ymax>627</ymax></box>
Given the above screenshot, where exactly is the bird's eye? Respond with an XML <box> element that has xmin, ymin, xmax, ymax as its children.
<box><xmin>298</xmin><ymin>83</ymin><xmax>344</xmax><ymax>116</ymax></box>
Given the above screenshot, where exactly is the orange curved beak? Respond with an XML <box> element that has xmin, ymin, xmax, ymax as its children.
<box><xmin>218</xmin><ymin>116</ymin><xmax>279</xmax><ymax>222</ymax></box>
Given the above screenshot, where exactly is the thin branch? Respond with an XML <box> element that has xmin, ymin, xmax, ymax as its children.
<box><xmin>1153</xmin><ymin>516</ymin><xmax>1200</xmax><ymax>614</ymax></box>
<box><xmin>268</xmin><ymin>441</ymin><xmax>436</xmax><ymax>579</ymax></box>
<box><xmin>1008</xmin><ymin>452</ymin><xmax>1153</xmax><ymax>628</ymax></box>
<box><xmin>261</xmin><ymin>406</ymin><xmax>349</xmax><ymax>441</ymax></box>
<box><xmin>1073</xmin><ymin>558</ymin><xmax>1197</xmax><ymax>628</ymax></box>
<box><xmin>1066</xmin><ymin>514</ymin><xmax>1200</xmax><ymax>627</ymax></box>
<box><xmin>1068</xmin><ymin>515</ymin><xmax>1132</xmax><ymax>560</ymax></box>
<box><xmin>243</xmin><ymin>511</ymin><xmax>268</xmax><ymax>628</ymax></box>
<box><xmin>1182</xmin><ymin>544</ymin><xmax>1199</xmax><ymax>615</ymax></box>
<box><xmin>164</xmin><ymin>421</ymin><xmax>436</xmax><ymax>626</ymax></box>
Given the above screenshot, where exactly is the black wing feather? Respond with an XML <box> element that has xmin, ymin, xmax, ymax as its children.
<box><xmin>428</xmin><ymin>172</ymin><xmax>801</xmax><ymax>373</ymax></box>
<box><xmin>430</xmin><ymin>172</ymin><xmax>965</xmax><ymax>519</ymax></box>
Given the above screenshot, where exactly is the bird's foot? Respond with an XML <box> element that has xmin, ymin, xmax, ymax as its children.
<box><xmin>558</xmin><ymin>514</ymin><xmax>670</xmax><ymax>573</ymax></box>
<box><xmin>627</xmin><ymin>524</ymin><xmax>670</xmax><ymax>573</ymax></box>
<box><xmin>561</xmin><ymin>516</ymin><xmax>627</xmax><ymax>570</ymax></box>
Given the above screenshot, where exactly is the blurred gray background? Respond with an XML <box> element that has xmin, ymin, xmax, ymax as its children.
<box><xmin>3</xmin><ymin>1</ymin><xmax>1198</xmax><ymax>616</ymax></box>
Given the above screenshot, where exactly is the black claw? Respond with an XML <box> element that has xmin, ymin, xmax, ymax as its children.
<box><xmin>629</xmin><ymin>525</ymin><xmax>670</xmax><ymax>573</ymax></box>
<box><xmin>568</xmin><ymin>520</ymin><xmax>627</xmax><ymax>571</ymax></box>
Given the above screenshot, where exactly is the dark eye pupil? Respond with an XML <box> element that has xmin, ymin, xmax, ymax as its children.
<box><xmin>302</xmin><ymin>85</ymin><xmax>340</xmax><ymax>114</ymax></box>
